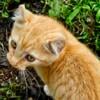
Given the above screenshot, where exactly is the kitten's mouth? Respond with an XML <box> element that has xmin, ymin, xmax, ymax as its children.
<box><xmin>9</xmin><ymin>62</ymin><xmax>26</xmax><ymax>71</ymax></box>
<box><xmin>7</xmin><ymin>53</ymin><xmax>26</xmax><ymax>71</ymax></box>
<box><xmin>11</xmin><ymin>65</ymin><xmax>26</xmax><ymax>71</ymax></box>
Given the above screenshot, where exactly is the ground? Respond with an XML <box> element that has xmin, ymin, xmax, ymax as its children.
<box><xmin>0</xmin><ymin>0</ymin><xmax>100</xmax><ymax>100</ymax></box>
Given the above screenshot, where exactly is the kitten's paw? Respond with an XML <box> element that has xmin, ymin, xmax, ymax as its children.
<box><xmin>44</xmin><ymin>85</ymin><xmax>51</xmax><ymax>96</ymax></box>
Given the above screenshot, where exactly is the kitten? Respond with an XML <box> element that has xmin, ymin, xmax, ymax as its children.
<box><xmin>7</xmin><ymin>4</ymin><xmax>100</xmax><ymax>100</ymax></box>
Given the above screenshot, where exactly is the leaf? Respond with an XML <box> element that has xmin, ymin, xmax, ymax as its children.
<box><xmin>82</xmin><ymin>5</ymin><xmax>90</xmax><ymax>10</ymax></box>
<box><xmin>61</xmin><ymin>4</ymin><xmax>69</xmax><ymax>18</ymax></box>
<box><xmin>0</xmin><ymin>87</ymin><xmax>8</xmax><ymax>92</ymax></box>
<box><xmin>78</xmin><ymin>32</ymin><xmax>89</xmax><ymax>42</ymax></box>
<box><xmin>96</xmin><ymin>9</ymin><xmax>100</xmax><ymax>23</ymax></box>
<box><xmin>2</xmin><ymin>11</ymin><xmax>9</xmax><ymax>18</ymax></box>
<box><xmin>95</xmin><ymin>35</ymin><xmax>100</xmax><ymax>50</ymax></box>
<box><xmin>66</xmin><ymin>6</ymin><xmax>81</xmax><ymax>24</ymax></box>
<box><xmin>15</xmin><ymin>0</ymin><xmax>20</xmax><ymax>3</ymax></box>
<box><xmin>49</xmin><ymin>10</ymin><xmax>56</xmax><ymax>17</ymax></box>
<box><xmin>48</xmin><ymin>0</ymin><xmax>61</xmax><ymax>17</ymax></box>
<box><xmin>92</xmin><ymin>3</ymin><xmax>100</xmax><ymax>12</ymax></box>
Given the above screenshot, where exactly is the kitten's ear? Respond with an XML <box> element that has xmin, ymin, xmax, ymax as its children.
<box><xmin>44</xmin><ymin>38</ymin><xmax>65</xmax><ymax>55</ymax></box>
<box><xmin>12</xmin><ymin>4</ymin><xmax>33</xmax><ymax>23</ymax></box>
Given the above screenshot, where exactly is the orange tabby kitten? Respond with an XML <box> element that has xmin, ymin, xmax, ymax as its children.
<box><xmin>7</xmin><ymin>5</ymin><xmax>100</xmax><ymax>100</ymax></box>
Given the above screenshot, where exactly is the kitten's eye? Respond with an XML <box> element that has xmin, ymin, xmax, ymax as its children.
<box><xmin>11</xmin><ymin>40</ymin><xmax>17</xmax><ymax>49</ymax></box>
<box><xmin>25</xmin><ymin>54</ymin><xmax>35</xmax><ymax>62</ymax></box>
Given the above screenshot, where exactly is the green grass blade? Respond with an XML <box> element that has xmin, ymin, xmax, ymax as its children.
<box><xmin>66</xmin><ymin>6</ymin><xmax>81</xmax><ymax>24</ymax></box>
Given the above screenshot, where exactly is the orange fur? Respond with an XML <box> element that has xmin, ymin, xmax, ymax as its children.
<box><xmin>7</xmin><ymin>5</ymin><xmax>100</xmax><ymax>100</ymax></box>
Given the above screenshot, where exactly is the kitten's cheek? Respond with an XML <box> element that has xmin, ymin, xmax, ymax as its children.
<box><xmin>7</xmin><ymin>53</ymin><xmax>10</xmax><ymax>60</ymax></box>
<box><xmin>7</xmin><ymin>53</ymin><xmax>26</xmax><ymax>70</ymax></box>
<box><xmin>7</xmin><ymin>53</ymin><xmax>13</xmax><ymax>66</ymax></box>
<box><xmin>31</xmin><ymin>60</ymin><xmax>49</xmax><ymax>67</ymax></box>
<box><xmin>7</xmin><ymin>53</ymin><xmax>11</xmax><ymax>63</ymax></box>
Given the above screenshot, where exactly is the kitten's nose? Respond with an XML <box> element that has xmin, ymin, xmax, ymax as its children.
<box><xmin>7</xmin><ymin>53</ymin><xmax>25</xmax><ymax>70</ymax></box>
<box><xmin>7</xmin><ymin>53</ymin><xmax>19</xmax><ymax>66</ymax></box>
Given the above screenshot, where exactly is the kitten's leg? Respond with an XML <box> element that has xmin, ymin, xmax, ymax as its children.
<box><xmin>44</xmin><ymin>85</ymin><xmax>51</xmax><ymax>96</ymax></box>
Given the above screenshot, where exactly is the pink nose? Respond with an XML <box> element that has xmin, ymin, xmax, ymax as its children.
<box><xmin>7</xmin><ymin>53</ymin><xmax>19</xmax><ymax>66</ymax></box>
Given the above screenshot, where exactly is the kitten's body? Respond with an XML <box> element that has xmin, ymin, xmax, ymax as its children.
<box><xmin>7</xmin><ymin>5</ymin><xmax>100</xmax><ymax>100</ymax></box>
<box><xmin>34</xmin><ymin>33</ymin><xmax>100</xmax><ymax>100</ymax></box>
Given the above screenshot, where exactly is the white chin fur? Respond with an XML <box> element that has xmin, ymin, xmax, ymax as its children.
<box><xmin>44</xmin><ymin>85</ymin><xmax>51</xmax><ymax>96</ymax></box>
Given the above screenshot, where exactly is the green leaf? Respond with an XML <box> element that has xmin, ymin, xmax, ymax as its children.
<box><xmin>96</xmin><ymin>9</ymin><xmax>100</xmax><ymax>23</ymax></box>
<box><xmin>15</xmin><ymin>0</ymin><xmax>20</xmax><ymax>3</ymax></box>
<box><xmin>78</xmin><ymin>32</ymin><xmax>89</xmax><ymax>42</ymax></box>
<box><xmin>61</xmin><ymin>4</ymin><xmax>69</xmax><ymax>18</ymax></box>
<box><xmin>48</xmin><ymin>0</ymin><xmax>61</xmax><ymax>17</ymax></box>
<box><xmin>95</xmin><ymin>36</ymin><xmax>100</xmax><ymax>50</ymax></box>
<box><xmin>0</xmin><ymin>87</ymin><xmax>8</xmax><ymax>92</ymax></box>
<box><xmin>82</xmin><ymin>5</ymin><xmax>90</xmax><ymax>10</ymax></box>
<box><xmin>66</xmin><ymin>6</ymin><xmax>81</xmax><ymax>24</ymax></box>
<box><xmin>92</xmin><ymin>3</ymin><xmax>100</xmax><ymax>12</ymax></box>
<box><xmin>49</xmin><ymin>10</ymin><xmax>56</xmax><ymax>17</ymax></box>
<box><xmin>2</xmin><ymin>11</ymin><xmax>9</xmax><ymax>18</ymax></box>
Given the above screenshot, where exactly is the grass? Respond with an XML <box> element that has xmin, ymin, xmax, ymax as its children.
<box><xmin>0</xmin><ymin>0</ymin><xmax>100</xmax><ymax>99</ymax></box>
<box><xmin>42</xmin><ymin>0</ymin><xmax>100</xmax><ymax>57</ymax></box>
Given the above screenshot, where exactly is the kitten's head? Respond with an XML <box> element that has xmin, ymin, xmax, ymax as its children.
<box><xmin>7</xmin><ymin>4</ymin><xmax>66</xmax><ymax>70</ymax></box>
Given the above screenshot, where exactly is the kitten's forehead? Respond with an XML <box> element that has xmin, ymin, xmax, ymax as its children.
<box><xmin>11</xmin><ymin>15</ymin><xmax>65</xmax><ymax>51</ymax></box>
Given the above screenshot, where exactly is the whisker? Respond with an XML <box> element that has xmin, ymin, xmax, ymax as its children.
<box><xmin>26</xmin><ymin>69</ymin><xmax>39</xmax><ymax>86</ymax></box>
<box><xmin>22</xmin><ymin>70</ymin><xmax>28</xmax><ymax>100</ymax></box>
<box><xmin>18</xmin><ymin>71</ymin><xmax>23</xmax><ymax>83</ymax></box>
<box><xmin>25</xmin><ymin>69</ymin><xmax>42</xmax><ymax>99</ymax></box>
<box><xmin>24</xmin><ymin>70</ymin><xmax>33</xmax><ymax>86</ymax></box>
<box><xmin>19</xmin><ymin>70</ymin><xmax>28</xmax><ymax>100</ymax></box>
